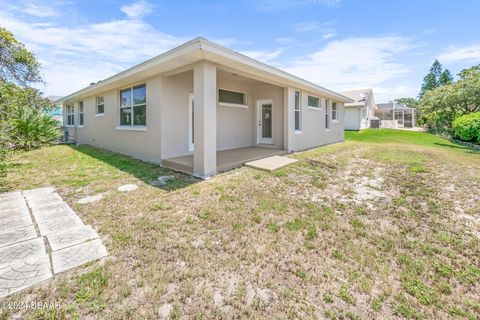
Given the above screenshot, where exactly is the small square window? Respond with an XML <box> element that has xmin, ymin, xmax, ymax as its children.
<box><xmin>308</xmin><ymin>95</ymin><xmax>320</xmax><ymax>108</ymax></box>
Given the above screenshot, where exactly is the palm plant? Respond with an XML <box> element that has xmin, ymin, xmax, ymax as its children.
<box><xmin>13</xmin><ymin>106</ymin><xmax>62</xmax><ymax>149</ymax></box>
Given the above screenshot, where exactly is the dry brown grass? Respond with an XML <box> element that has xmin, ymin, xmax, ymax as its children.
<box><xmin>1</xmin><ymin>131</ymin><xmax>479</xmax><ymax>320</ymax></box>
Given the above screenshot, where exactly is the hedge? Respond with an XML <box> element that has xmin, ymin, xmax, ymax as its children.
<box><xmin>452</xmin><ymin>112</ymin><xmax>480</xmax><ymax>142</ymax></box>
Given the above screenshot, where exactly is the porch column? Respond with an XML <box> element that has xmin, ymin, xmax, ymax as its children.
<box><xmin>193</xmin><ymin>61</ymin><xmax>217</xmax><ymax>178</ymax></box>
<box><xmin>284</xmin><ymin>87</ymin><xmax>295</xmax><ymax>153</ymax></box>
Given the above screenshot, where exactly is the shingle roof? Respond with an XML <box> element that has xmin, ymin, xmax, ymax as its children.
<box><xmin>340</xmin><ymin>89</ymin><xmax>372</xmax><ymax>106</ymax></box>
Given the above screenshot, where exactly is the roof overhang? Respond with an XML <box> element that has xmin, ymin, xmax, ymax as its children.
<box><xmin>56</xmin><ymin>38</ymin><xmax>353</xmax><ymax>104</ymax></box>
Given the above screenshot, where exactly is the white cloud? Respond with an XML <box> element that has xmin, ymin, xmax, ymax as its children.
<box><xmin>293</xmin><ymin>21</ymin><xmax>337</xmax><ymax>40</ymax></box>
<box><xmin>438</xmin><ymin>44</ymin><xmax>480</xmax><ymax>63</ymax></box>
<box><xmin>284</xmin><ymin>36</ymin><xmax>414</xmax><ymax>100</ymax></box>
<box><xmin>241</xmin><ymin>49</ymin><xmax>284</xmax><ymax>63</ymax></box>
<box><xmin>20</xmin><ymin>3</ymin><xmax>60</xmax><ymax>18</ymax></box>
<box><xmin>0</xmin><ymin>3</ymin><xmax>186</xmax><ymax>96</ymax></box>
<box><xmin>120</xmin><ymin>0</ymin><xmax>154</xmax><ymax>19</ymax></box>
<box><xmin>277</xmin><ymin>37</ymin><xmax>296</xmax><ymax>45</ymax></box>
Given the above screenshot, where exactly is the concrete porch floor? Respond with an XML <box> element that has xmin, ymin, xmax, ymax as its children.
<box><xmin>162</xmin><ymin>146</ymin><xmax>287</xmax><ymax>174</ymax></box>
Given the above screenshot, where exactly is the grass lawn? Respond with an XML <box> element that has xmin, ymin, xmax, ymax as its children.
<box><xmin>1</xmin><ymin>129</ymin><xmax>479</xmax><ymax>320</ymax></box>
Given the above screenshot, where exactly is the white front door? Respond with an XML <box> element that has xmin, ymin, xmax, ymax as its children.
<box><xmin>188</xmin><ymin>93</ymin><xmax>194</xmax><ymax>151</ymax></box>
<box><xmin>256</xmin><ymin>99</ymin><xmax>273</xmax><ymax>144</ymax></box>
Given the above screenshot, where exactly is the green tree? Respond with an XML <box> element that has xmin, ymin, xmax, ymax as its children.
<box><xmin>419</xmin><ymin>64</ymin><xmax>480</xmax><ymax>132</ymax></box>
<box><xmin>439</xmin><ymin>69</ymin><xmax>453</xmax><ymax>85</ymax></box>
<box><xmin>418</xmin><ymin>59</ymin><xmax>453</xmax><ymax>98</ymax></box>
<box><xmin>0</xmin><ymin>27</ymin><xmax>42</xmax><ymax>86</ymax></box>
<box><xmin>0</xmin><ymin>26</ymin><xmax>56</xmax><ymax>175</ymax></box>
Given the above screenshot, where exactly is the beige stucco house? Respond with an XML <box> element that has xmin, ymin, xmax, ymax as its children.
<box><xmin>341</xmin><ymin>89</ymin><xmax>377</xmax><ymax>130</ymax></box>
<box><xmin>58</xmin><ymin>38</ymin><xmax>352</xmax><ymax>178</ymax></box>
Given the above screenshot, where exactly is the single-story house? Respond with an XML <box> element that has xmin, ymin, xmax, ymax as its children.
<box><xmin>340</xmin><ymin>89</ymin><xmax>377</xmax><ymax>130</ymax></box>
<box><xmin>57</xmin><ymin>37</ymin><xmax>352</xmax><ymax>178</ymax></box>
<box><xmin>376</xmin><ymin>102</ymin><xmax>416</xmax><ymax>128</ymax></box>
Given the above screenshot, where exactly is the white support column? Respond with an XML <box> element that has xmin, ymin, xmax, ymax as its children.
<box><xmin>193</xmin><ymin>62</ymin><xmax>217</xmax><ymax>178</ymax></box>
<box><xmin>283</xmin><ymin>87</ymin><xmax>295</xmax><ymax>153</ymax></box>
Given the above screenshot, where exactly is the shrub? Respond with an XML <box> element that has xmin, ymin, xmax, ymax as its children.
<box><xmin>452</xmin><ymin>112</ymin><xmax>480</xmax><ymax>142</ymax></box>
<box><xmin>12</xmin><ymin>106</ymin><xmax>62</xmax><ymax>149</ymax></box>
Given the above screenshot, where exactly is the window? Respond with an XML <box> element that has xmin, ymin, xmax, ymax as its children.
<box><xmin>120</xmin><ymin>84</ymin><xmax>146</xmax><ymax>126</ymax></box>
<box><xmin>325</xmin><ymin>99</ymin><xmax>330</xmax><ymax>129</ymax></box>
<box><xmin>294</xmin><ymin>91</ymin><xmax>301</xmax><ymax>132</ymax></box>
<box><xmin>96</xmin><ymin>96</ymin><xmax>104</xmax><ymax>115</ymax></box>
<box><xmin>66</xmin><ymin>105</ymin><xmax>74</xmax><ymax>126</ymax></box>
<box><xmin>79</xmin><ymin>101</ymin><xmax>84</xmax><ymax>126</ymax></box>
<box><xmin>332</xmin><ymin>101</ymin><xmax>337</xmax><ymax>121</ymax></box>
<box><xmin>219</xmin><ymin>89</ymin><xmax>247</xmax><ymax>106</ymax></box>
<box><xmin>308</xmin><ymin>95</ymin><xmax>320</xmax><ymax>108</ymax></box>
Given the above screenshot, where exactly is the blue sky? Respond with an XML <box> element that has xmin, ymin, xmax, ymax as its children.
<box><xmin>1</xmin><ymin>0</ymin><xmax>480</xmax><ymax>101</ymax></box>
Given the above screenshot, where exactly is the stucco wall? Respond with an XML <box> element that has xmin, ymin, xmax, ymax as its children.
<box><xmin>67</xmin><ymin>75</ymin><xmax>163</xmax><ymax>163</ymax></box>
<box><xmin>288</xmin><ymin>89</ymin><xmax>344</xmax><ymax>152</ymax></box>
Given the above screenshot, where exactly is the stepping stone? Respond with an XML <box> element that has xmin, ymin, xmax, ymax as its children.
<box><xmin>0</xmin><ymin>254</ymin><xmax>52</xmax><ymax>299</ymax></box>
<box><xmin>117</xmin><ymin>184</ymin><xmax>138</xmax><ymax>192</ymax></box>
<box><xmin>156</xmin><ymin>175</ymin><xmax>174</xmax><ymax>186</ymax></box>
<box><xmin>0</xmin><ymin>191</ymin><xmax>22</xmax><ymax>201</ymax></box>
<box><xmin>36</xmin><ymin>215</ymin><xmax>85</xmax><ymax>236</ymax></box>
<box><xmin>30</xmin><ymin>203</ymin><xmax>76</xmax><ymax>224</ymax></box>
<box><xmin>47</xmin><ymin>225</ymin><xmax>99</xmax><ymax>251</ymax></box>
<box><xmin>51</xmin><ymin>239</ymin><xmax>107</xmax><ymax>274</ymax></box>
<box><xmin>0</xmin><ymin>225</ymin><xmax>38</xmax><ymax>248</ymax></box>
<box><xmin>0</xmin><ymin>237</ymin><xmax>46</xmax><ymax>270</ymax></box>
<box><xmin>0</xmin><ymin>206</ymin><xmax>31</xmax><ymax>222</ymax></box>
<box><xmin>0</xmin><ymin>198</ymin><xmax>27</xmax><ymax>211</ymax></box>
<box><xmin>78</xmin><ymin>194</ymin><xmax>103</xmax><ymax>204</ymax></box>
<box><xmin>0</xmin><ymin>215</ymin><xmax>34</xmax><ymax>233</ymax></box>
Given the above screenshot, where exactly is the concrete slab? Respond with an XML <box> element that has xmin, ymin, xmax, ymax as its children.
<box><xmin>0</xmin><ymin>215</ymin><xmax>34</xmax><ymax>233</ymax></box>
<box><xmin>0</xmin><ymin>225</ymin><xmax>38</xmax><ymax>248</ymax></box>
<box><xmin>0</xmin><ymin>237</ymin><xmax>45</xmax><ymax>270</ymax></box>
<box><xmin>0</xmin><ymin>254</ymin><xmax>52</xmax><ymax>299</ymax></box>
<box><xmin>52</xmin><ymin>239</ymin><xmax>107</xmax><ymax>274</ymax></box>
<box><xmin>245</xmin><ymin>155</ymin><xmax>298</xmax><ymax>172</ymax></box>
<box><xmin>36</xmin><ymin>215</ymin><xmax>85</xmax><ymax>236</ymax></box>
<box><xmin>47</xmin><ymin>225</ymin><xmax>99</xmax><ymax>251</ymax></box>
<box><xmin>0</xmin><ymin>187</ymin><xmax>108</xmax><ymax>298</ymax></box>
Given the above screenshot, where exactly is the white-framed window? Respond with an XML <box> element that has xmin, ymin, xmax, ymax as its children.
<box><xmin>79</xmin><ymin>101</ymin><xmax>84</xmax><ymax>126</ymax></box>
<box><xmin>307</xmin><ymin>95</ymin><xmax>320</xmax><ymax>108</ymax></box>
<box><xmin>218</xmin><ymin>89</ymin><xmax>247</xmax><ymax>107</ymax></box>
<box><xmin>294</xmin><ymin>91</ymin><xmax>301</xmax><ymax>132</ymax></box>
<box><xmin>332</xmin><ymin>101</ymin><xmax>337</xmax><ymax>121</ymax></box>
<box><xmin>325</xmin><ymin>99</ymin><xmax>330</xmax><ymax>130</ymax></box>
<box><xmin>66</xmin><ymin>104</ymin><xmax>74</xmax><ymax>126</ymax></box>
<box><xmin>120</xmin><ymin>84</ymin><xmax>146</xmax><ymax>126</ymax></box>
<box><xmin>96</xmin><ymin>96</ymin><xmax>104</xmax><ymax>115</ymax></box>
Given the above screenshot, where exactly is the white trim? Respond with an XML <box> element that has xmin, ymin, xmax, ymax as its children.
<box><xmin>188</xmin><ymin>93</ymin><xmax>194</xmax><ymax>152</ymax></box>
<box><xmin>64</xmin><ymin>125</ymin><xmax>75</xmax><ymax>128</ymax></box>
<box><xmin>57</xmin><ymin>38</ymin><xmax>353</xmax><ymax>105</ymax></box>
<box><xmin>307</xmin><ymin>106</ymin><xmax>322</xmax><ymax>111</ymax></box>
<box><xmin>295</xmin><ymin>130</ymin><xmax>302</xmax><ymax>135</ymax></box>
<box><xmin>256</xmin><ymin>99</ymin><xmax>274</xmax><ymax>145</ymax></box>
<box><xmin>218</xmin><ymin>102</ymin><xmax>249</xmax><ymax>108</ymax></box>
<box><xmin>116</xmin><ymin>126</ymin><xmax>147</xmax><ymax>131</ymax></box>
<box><xmin>95</xmin><ymin>113</ymin><xmax>105</xmax><ymax>117</ymax></box>
<box><xmin>332</xmin><ymin>120</ymin><xmax>339</xmax><ymax>123</ymax></box>
<box><xmin>77</xmin><ymin>125</ymin><xmax>84</xmax><ymax>128</ymax></box>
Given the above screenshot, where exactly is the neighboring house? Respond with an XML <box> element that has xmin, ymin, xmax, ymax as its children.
<box><xmin>46</xmin><ymin>95</ymin><xmax>63</xmax><ymax>125</ymax></box>
<box><xmin>376</xmin><ymin>102</ymin><xmax>416</xmax><ymax>128</ymax></box>
<box><xmin>340</xmin><ymin>89</ymin><xmax>377</xmax><ymax>130</ymax></box>
<box><xmin>57</xmin><ymin>38</ymin><xmax>352</xmax><ymax>178</ymax></box>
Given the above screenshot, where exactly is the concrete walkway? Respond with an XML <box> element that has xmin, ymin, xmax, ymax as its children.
<box><xmin>0</xmin><ymin>187</ymin><xmax>107</xmax><ymax>299</ymax></box>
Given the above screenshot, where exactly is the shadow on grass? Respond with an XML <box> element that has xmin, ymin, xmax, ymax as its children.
<box><xmin>69</xmin><ymin>144</ymin><xmax>199</xmax><ymax>191</ymax></box>
<box><xmin>433</xmin><ymin>142</ymin><xmax>480</xmax><ymax>154</ymax></box>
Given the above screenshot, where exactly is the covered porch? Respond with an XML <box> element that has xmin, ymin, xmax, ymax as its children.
<box><xmin>162</xmin><ymin>146</ymin><xmax>286</xmax><ymax>174</ymax></box>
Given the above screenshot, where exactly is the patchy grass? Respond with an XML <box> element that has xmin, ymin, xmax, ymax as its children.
<box><xmin>1</xmin><ymin>130</ymin><xmax>479</xmax><ymax>319</ymax></box>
